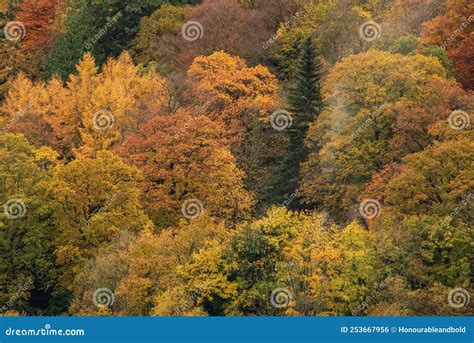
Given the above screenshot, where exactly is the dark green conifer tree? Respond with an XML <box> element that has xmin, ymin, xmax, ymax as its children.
<box><xmin>271</xmin><ymin>37</ymin><xmax>324</xmax><ymax>209</ymax></box>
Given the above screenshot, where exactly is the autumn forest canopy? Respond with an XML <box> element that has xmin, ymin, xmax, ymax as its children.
<box><xmin>0</xmin><ymin>0</ymin><xmax>472</xmax><ymax>316</ymax></box>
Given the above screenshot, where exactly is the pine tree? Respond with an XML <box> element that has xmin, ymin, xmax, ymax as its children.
<box><xmin>274</xmin><ymin>37</ymin><xmax>324</xmax><ymax>208</ymax></box>
<box><xmin>288</xmin><ymin>37</ymin><xmax>323</xmax><ymax>125</ymax></box>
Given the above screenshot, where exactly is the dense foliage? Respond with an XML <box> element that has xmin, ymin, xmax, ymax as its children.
<box><xmin>0</xmin><ymin>0</ymin><xmax>472</xmax><ymax>316</ymax></box>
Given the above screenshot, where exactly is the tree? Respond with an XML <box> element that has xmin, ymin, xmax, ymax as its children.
<box><xmin>44</xmin><ymin>0</ymin><xmax>200</xmax><ymax>79</ymax></box>
<box><xmin>0</xmin><ymin>40</ymin><xmax>21</xmax><ymax>101</ymax></box>
<box><xmin>48</xmin><ymin>151</ymin><xmax>153</xmax><ymax>292</ymax></box>
<box><xmin>419</xmin><ymin>45</ymin><xmax>453</xmax><ymax>73</ymax></box>
<box><xmin>75</xmin><ymin>52</ymin><xmax>168</xmax><ymax>157</ymax></box>
<box><xmin>187</xmin><ymin>51</ymin><xmax>284</xmax><ymax>206</ymax></box>
<box><xmin>0</xmin><ymin>134</ymin><xmax>60</xmax><ymax>315</ymax></box>
<box><xmin>15</xmin><ymin>0</ymin><xmax>63</xmax><ymax>77</ymax></box>
<box><xmin>1</xmin><ymin>52</ymin><xmax>169</xmax><ymax>159</ymax></box>
<box><xmin>131</xmin><ymin>3</ymin><xmax>187</xmax><ymax>67</ymax></box>
<box><xmin>273</xmin><ymin>0</ymin><xmax>391</xmax><ymax>77</ymax></box>
<box><xmin>299</xmin><ymin>50</ymin><xmax>447</xmax><ymax>223</ymax></box>
<box><xmin>448</xmin><ymin>33</ymin><xmax>474</xmax><ymax>90</ymax></box>
<box><xmin>389</xmin><ymin>34</ymin><xmax>419</xmax><ymax>55</ymax></box>
<box><xmin>118</xmin><ymin>108</ymin><xmax>254</xmax><ymax>228</ymax></box>
<box><xmin>420</xmin><ymin>0</ymin><xmax>473</xmax><ymax>49</ymax></box>
<box><xmin>387</xmin><ymin>77</ymin><xmax>471</xmax><ymax>158</ymax></box>
<box><xmin>273</xmin><ymin>37</ymin><xmax>323</xmax><ymax>205</ymax></box>
<box><xmin>420</xmin><ymin>0</ymin><xmax>474</xmax><ymax>89</ymax></box>
<box><xmin>166</xmin><ymin>207</ymin><xmax>382</xmax><ymax>316</ymax></box>
<box><xmin>380</xmin><ymin>0</ymin><xmax>445</xmax><ymax>41</ymax></box>
<box><xmin>132</xmin><ymin>0</ymin><xmax>273</xmax><ymax>73</ymax></box>
<box><xmin>383</xmin><ymin>137</ymin><xmax>473</xmax><ymax>217</ymax></box>
<box><xmin>0</xmin><ymin>73</ymin><xmax>78</xmax><ymax>155</ymax></box>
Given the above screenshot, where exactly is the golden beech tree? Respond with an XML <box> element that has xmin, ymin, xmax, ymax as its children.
<box><xmin>48</xmin><ymin>150</ymin><xmax>153</xmax><ymax>291</ymax></box>
<box><xmin>383</xmin><ymin>137</ymin><xmax>473</xmax><ymax>217</ymax></box>
<box><xmin>188</xmin><ymin>51</ymin><xmax>279</xmax><ymax>143</ymax></box>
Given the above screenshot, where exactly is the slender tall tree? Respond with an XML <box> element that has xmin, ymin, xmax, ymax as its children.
<box><xmin>273</xmin><ymin>37</ymin><xmax>324</xmax><ymax>208</ymax></box>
